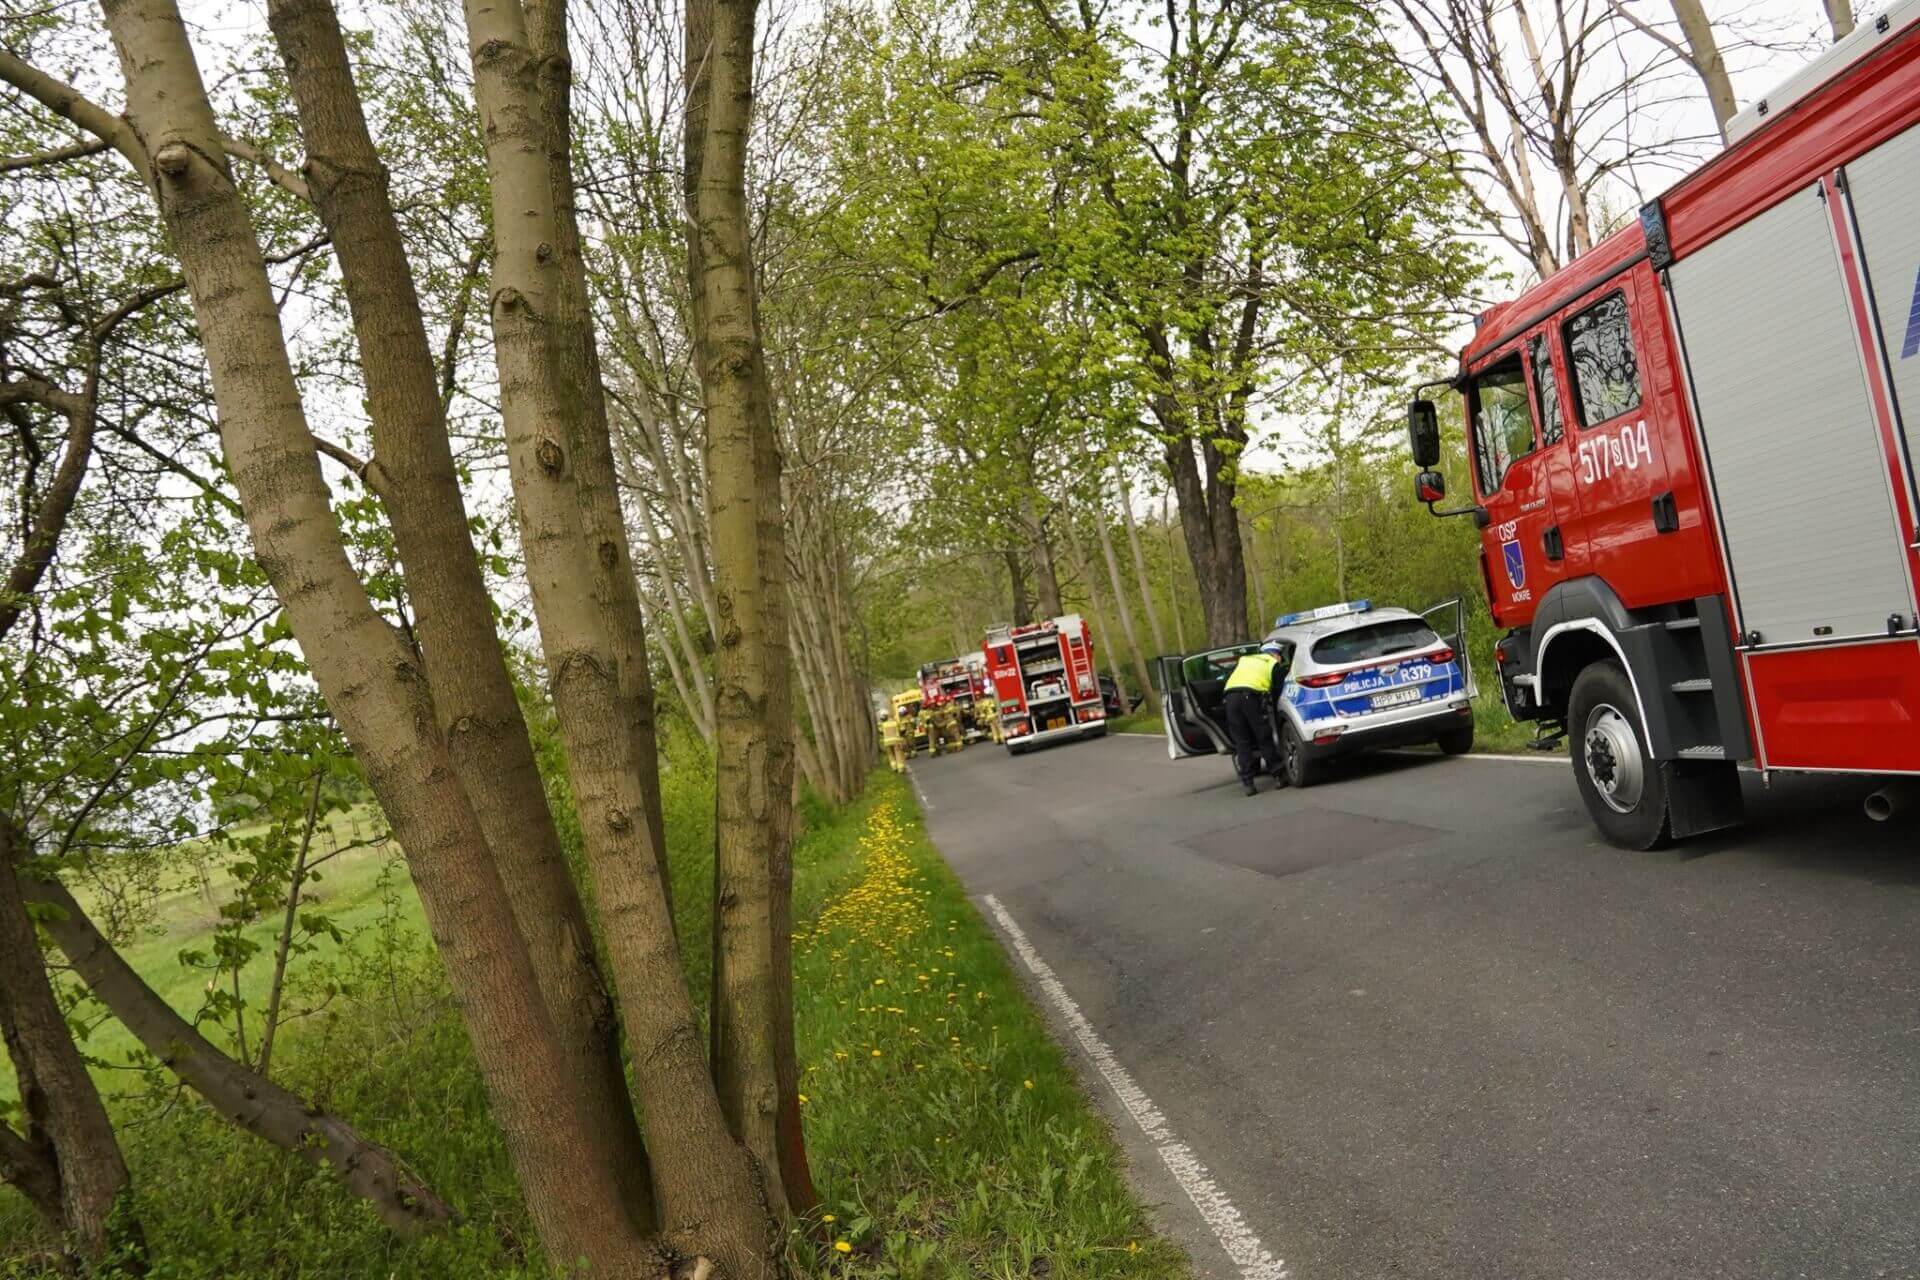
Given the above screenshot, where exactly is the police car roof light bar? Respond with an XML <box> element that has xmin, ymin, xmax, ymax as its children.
<box><xmin>1273</xmin><ymin>599</ymin><xmax>1373</xmax><ymax>629</ymax></box>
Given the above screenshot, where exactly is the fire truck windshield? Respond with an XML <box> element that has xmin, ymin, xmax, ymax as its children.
<box><xmin>1468</xmin><ymin>359</ymin><xmax>1535</xmax><ymax>495</ymax></box>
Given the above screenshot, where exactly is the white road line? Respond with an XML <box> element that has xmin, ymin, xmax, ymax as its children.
<box><xmin>905</xmin><ymin>767</ymin><xmax>934</xmax><ymax>809</ymax></box>
<box><xmin>982</xmin><ymin>894</ymin><xmax>1289</xmax><ymax>1280</ymax></box>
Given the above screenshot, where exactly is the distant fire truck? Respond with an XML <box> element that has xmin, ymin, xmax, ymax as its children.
<box><xmin>982</xmin><ymin>614</ymin><xmax>1107</xmax><ymax>754</ymax></box>
<box><xmin>917</xmin><ymin>654</ymin><xmax>992</xmax><ymax>742</ymax></box>
<box><xmin>1408</xmin><ymin>2</ymin><xmax>1920</xmax><ymax>848</ymax></box>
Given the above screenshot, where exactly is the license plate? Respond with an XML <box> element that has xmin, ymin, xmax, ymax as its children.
<box><xmin>1371</xmin><ymin>688</ymin><xmax>1421</xmax><ymax>709</ymax></box>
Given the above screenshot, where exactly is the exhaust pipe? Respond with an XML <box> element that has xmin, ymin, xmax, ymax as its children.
<box><xmin>1864</xmin><ymin>782</ymin><xmax>1917</xmax><ymax>822</ymax></box>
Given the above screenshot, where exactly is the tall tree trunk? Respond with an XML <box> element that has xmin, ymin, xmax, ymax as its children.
<box><xmin>262</xmin><ymin>0</ymin><xmax>651</xmax><ymax>1218</ymax></box>
<box><xmin>19</xmin><ymin>865</ymin><xmax>453</xmax><ymax>1234</ymax></box>
<box><xmin>1824</xmin><ymin>0</ymin><xmax>1855</xmax><ymax>40</ymax></box>
<box><xmin>1667</xmin><ymin>0</ymin><xmax>1737</xmax><ymax>140</ymax></box>
<box><xmin>639</xmin><ymin>498</ymin><xmax>716</xmax><ymax>739</ymax></box>
<box><xmin>756</xmin><ymin>335</ymin><xmax>814</xmax><ymax>1221</ymax></box>
<box><xmin>1112</xmin><ymin>463</ymin><xmax>1166</xmax><ymax>654</ymax></box>
<box><xmin>461</xmin><ymin>0</ymin><xmax>773</xmax><ymax>1265</ymax></box>
<box><xmin>1244</xmin><ymin>516</ymin><xmax>1267</xmax><ymax>629</ymax></box>
<box><xmin>1088</xmin><ymin>505</ymin><xmax>1159</xmax><ymax>711</ymax></box>
<box><xmin>685</xmin><ymin>0</ymin><xmax>797</xmax><ymax>1226</ymax></box>
<box><xmin>80</xmin><ymin>1</ymin><xmax>642</xmax><ymax>1265</ymax></box>
<box><xmin>1157</xmin><ymin>420</ymin><xmax>1246</xmax><ymax>646</ymax></box>
<box><xmin>1161</xmin><ymin>489</ymin><xmax>1197</xmax><ymax>649</ymax></box>
<box><xmin>0</xmin><ymin>821</ymin><xmax>139</xmax><ymax>1268</ymax></box>
<box><xmin>1004</xmin><ymin>548</ymin><xmax>1033</xmax><ymax>626</ymax></box>
<box><xmin>1511</xmin><ymin>0</ymin><xmax>1593</xmax><ymax>257</ymax></box>
<box><xmin>524</xmin><ymin>0</ymin><xmax>678</xmax><ymax>915</ymax></box>
<box><xmin>1020</xmin><ymin>492</ymin><xmax>1062</xmax><ymax>618</ymax></box>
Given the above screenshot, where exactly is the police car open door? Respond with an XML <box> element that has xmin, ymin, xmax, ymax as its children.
<box><xmin>1155</xmin><ymin>645</ymin><xmax>1259</xmax><ymax>759</ymax></box>
<box><xmin>1421</xmin><ymin>598</ymin><xmax>1477</xmax><ymax>698</ymax></box>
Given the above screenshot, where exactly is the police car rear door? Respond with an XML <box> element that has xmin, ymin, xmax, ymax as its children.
<box><xmin>1420</xmin><ymin>598</ymin><xmax>1477</xmax><ymax>697</ymax></box>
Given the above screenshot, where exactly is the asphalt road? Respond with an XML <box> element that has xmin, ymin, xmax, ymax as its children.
<box><xmin>911</xmin><ymin>732</ymin><xmax>1920</xmax><ymax>1280</ymax></box>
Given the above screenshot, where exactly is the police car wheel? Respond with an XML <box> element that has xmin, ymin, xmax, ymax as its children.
<box><xmin>1280</xmin><ymin>721</ymin><xmax>1324</xmax><ymax>788</ymax></box>
<box><xmin>1436</xmin><ymin>722</ymin><xmax>1475</xmax><ymax>755</ymax></box>
<box><xmin>1568</xmin><ymin>660</ymin><xmax>1672</xmax><ymax>850</ymax></box>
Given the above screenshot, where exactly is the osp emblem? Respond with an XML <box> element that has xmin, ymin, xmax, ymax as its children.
<box><xmin>1904</xmin><ymin>265</ymin><xmax>1920</xmax><ymax>359</ymax></box>
<box><xmin>1502</xmin><ymin>538</ymin><xmax>1526</xmax><ymax>590</ymax></box>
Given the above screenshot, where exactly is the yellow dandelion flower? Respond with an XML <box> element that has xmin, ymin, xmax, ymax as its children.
<box><xmin>834</xmin><ymin>1240</ymin><xmax>852</xmax><ymax>1254</ymax></box>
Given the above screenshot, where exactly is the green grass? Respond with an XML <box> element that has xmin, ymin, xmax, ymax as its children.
<box><xmin>1</xmin><ymin>766</ymin><xmax>1189</xmax><ymax>1279</ymax></box>
<box><xmin>788</xmin><ymin>773</ymin><xmax>1187</xmax><ymax>1278</ymax></box>
<box><xmin>27</xmin><ymin>810</ymin><xmax>422</xmax><ymax>1097</ymax></box>
<box><xmin>1106</xmin><ymin>707</ymin><xmax>1162</xmax><ymax>735</ymax></box>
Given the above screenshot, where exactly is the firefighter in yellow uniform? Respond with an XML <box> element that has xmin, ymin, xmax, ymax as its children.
<box><xmin>879</xmin><ymin>714</ymin><xmax>907</xmax><ymax>773</ymax></box>
<box><xmin>1223</xmin><ymin>641</ymin><xmax>1289</xmax><ymax>797</ymax></box>
<box><xmin>891</xmin><ymin>692</ymin><xmax>926</xmax><ymax>758</ymax></box>
<box><xmin>927</xmin><ymin>700</ymin><xmax>960</xmax><ymax>755</ymax></box>
<box><xmin>979</xmin><ymin>697</ymin><xmax>1003</xmax><ymax>743</ymax></box>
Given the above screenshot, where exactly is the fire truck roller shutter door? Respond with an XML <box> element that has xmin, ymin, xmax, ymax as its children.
<box><xmin>1841</xmin><ymin>121</ymin><xmax>1920</xmax><ymax>512</ymax></box>
<box><xmin>1666</xmin><ymin>183</ymin><xmax>1917</xmax><ymax>646</ymax></box>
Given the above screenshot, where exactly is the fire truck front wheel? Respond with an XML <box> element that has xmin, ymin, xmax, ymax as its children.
<box><xmin>1568</xmin><ymin>660</ymin><xmax>1672</xmax><ymax>851</ymax></box>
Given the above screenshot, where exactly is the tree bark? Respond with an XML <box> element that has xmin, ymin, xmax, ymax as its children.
<box><xmin>685</xmin><ymin>0</ymin><xmax>795</xmax><ymax>1225</ymax></box>
<box><xmin>1020</xmin><ymin>492</ymin><xmax>1062</xmax><ymax>619</ymax></box>
<box><xmin>1088</xmin><ymin>504</ymin><xmax>1159</xmax><ymax>711</ymax></box>
<box><xmin>0</xmin><ymin>821</ymin><xmax>139</xmax><ymax>1268</ymax></box>
<box><xmin>1111</xmin><ymin>463</ymin><xmax>1166</xmax><ymax>655</ymax></box>
<box><xmin>1824</xmin><ymin>0</ymin><xmax>1854</xmax><ymax>40</ymax></box>
<box><xmin>75</xmin><ymin>1</ymin><xmax>641</xmax><ymax>1264</ymax></box>
<box><xmin>1004</xmin><ymin>547</ymin><xmax>1033</xmax><ymax>626</ymax></box>
<box><xmin>461</xmin><ymin>0</ymin><xmax>774</xmax><ymax>1267</ymax></box>
<box><xmin>261</xmin><ymin>0</ymin><xmax>651</xmax><ymax>1218</ymax></box>
<box><xmin>523</xmin><ymin>0</ymin><xmax>678</xmax><ymax>919</ymax></box>
<box><xmin>0</xmin><ymin>379</ymin><xmax>95</xmax><ymax>646</ymax></box>
<box><xmin>19</xmin><ymin>864</ymin><xmax>453</xmax><ymax>1235</ymax></box>
<box><xmin>1665</xmin><ymin>0</ymin><xmax>1737</xmax><ymax>139</ymax></box>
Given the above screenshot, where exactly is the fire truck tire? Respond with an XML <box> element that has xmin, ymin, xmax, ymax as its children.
<box><xmin>1568</xmin><ymin>660</ymin><xmax>1672</xmax><ymax>851</ymax></box>
<box><xmin>1006</xmin><ymin>742</ymin><xmax>1027</xmax><ymax>757</ymax></box>
<box><xmin>1279</xmin><ymin>721</ymin><xmax>1326</xmax><ymax>789</ymax></box>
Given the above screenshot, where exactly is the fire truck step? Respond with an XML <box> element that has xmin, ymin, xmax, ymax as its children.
<box><xmin>1669</xmin><ymin>678</ymin><xmax>1714</xmax><ymax>694</ymax></box>
<box><xmin>1664</xmin><ymin>617</ymin><xmax>1703</xmax><ymax>632</ymax></box>
<box><xmin>1677</xmin><ymin>745</ymin><xmax>1728</xmax><ymax>761</ymax></box>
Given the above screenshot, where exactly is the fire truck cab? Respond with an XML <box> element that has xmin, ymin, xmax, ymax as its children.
<box><xmin>982</xmin><ymin>614</ymin><xmax>1107</xmax><ymax>754</ymax></box>
<box><xmin>1411</xmin><ymin>1</ymin><xmax>1920</xmax><ymax>847</ymax></box>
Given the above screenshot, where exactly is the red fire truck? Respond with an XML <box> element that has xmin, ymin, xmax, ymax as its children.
<box><xmin>982</xmin><ymin>614</ymin><xmax>1107</xmax><ymax>754</ymax></box>
<box><xmin>1409</xmin><ymin>2</ymin><xmax>1920</xmax><ymax>848</ymax></box>
<box><xmin>918</xmin><ymin>655</ymin><xmax>992</xmax><ymax>743</ymax></box>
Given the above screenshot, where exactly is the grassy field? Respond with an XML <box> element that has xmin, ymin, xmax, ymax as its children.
<box><xmin>4</xmin><ymin>808</ymin><xmax>421</xmax><ymax>1108</ymax></box>
<box><xmin>1</xmin><ymin>765</ymin><xmax>1189</xmax><ymax>1279</ymax></box>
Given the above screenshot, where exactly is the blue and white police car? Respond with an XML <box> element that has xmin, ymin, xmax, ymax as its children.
<box><xmin>1155</xmin><ymin>599</ymin><xmax>1477</xmax><ymax>786</ymax></box>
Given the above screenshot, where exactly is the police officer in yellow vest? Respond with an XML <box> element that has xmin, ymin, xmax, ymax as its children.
<box><xmin>1222</xmin><ymin>641</ymin><xmax>1289</xmax><ymax>796</ymax></box>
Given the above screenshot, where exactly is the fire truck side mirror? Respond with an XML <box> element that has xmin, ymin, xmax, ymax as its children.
<box><xmin>1415</xmin><ymin>470</ymin><xmax>1446</xmax><ymax>504</ymax></box>
<box><xmin>1408</xmin><ymin>399</ymin><xmax>1441</xmax><ymax>468</ymax></box>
